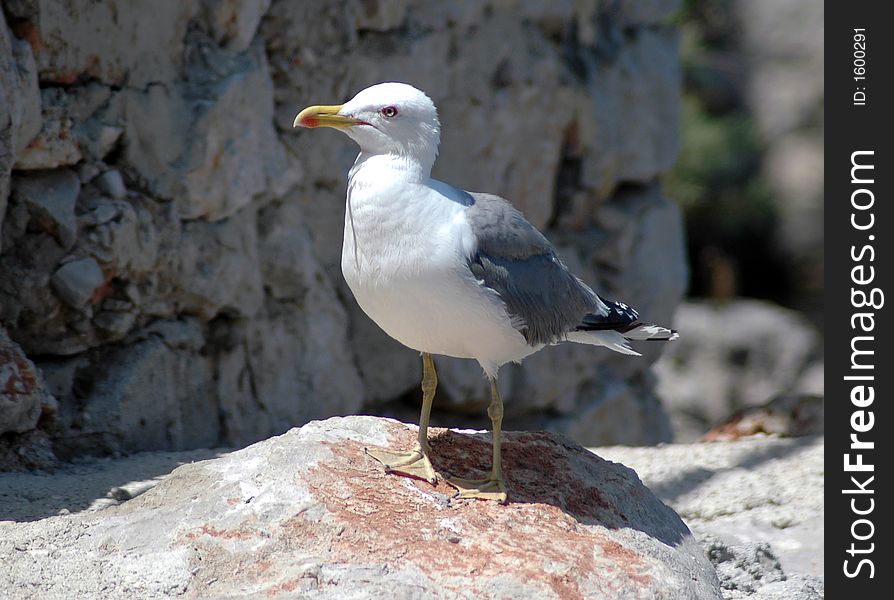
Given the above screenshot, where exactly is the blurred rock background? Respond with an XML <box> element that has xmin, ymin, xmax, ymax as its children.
<box><xmin>1</xmin><ymin>0</ymin><xmax>822</xmax><ymax>469</ymax></box>
<box><xmin>656</xmin><ymin>0</ymin><xmax>823</xmax><ymax>440</ymax></box>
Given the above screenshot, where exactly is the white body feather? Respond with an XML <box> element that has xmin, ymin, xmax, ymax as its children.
<box><xmin>341</xmin><ymin>155</ymin><xmax>538</xmax><ymax>377</ymax></box>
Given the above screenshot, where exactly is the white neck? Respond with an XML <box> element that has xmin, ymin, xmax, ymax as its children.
<box><xmin>349</xmin><ymin>151</ymin><xmax>434</xmax><ymax>184</ymax></box>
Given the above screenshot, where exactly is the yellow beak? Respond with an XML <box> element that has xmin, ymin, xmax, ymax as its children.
<box><xmin>293</xmin><ymin>104</ymin><xmax>362</xmax><ymax>129</ymax></box>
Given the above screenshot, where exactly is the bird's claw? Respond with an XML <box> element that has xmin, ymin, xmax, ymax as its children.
<box><xmin>447</xmin><ymin>475</ymin><xmax>508</xmax><ymax>503</ymax></box>
<box><xmin>365</xmin><ymin>445</ymin><xmax>438</xmax><ymax>485</ymax></box>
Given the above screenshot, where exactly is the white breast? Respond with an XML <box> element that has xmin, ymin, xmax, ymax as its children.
<box><xmin>340</xmin><ymin>161</ymin><xmax>534</xmax><ymax>376</ymax></box>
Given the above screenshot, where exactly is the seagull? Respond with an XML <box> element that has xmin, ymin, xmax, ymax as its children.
<box><xmin>294</xmin><ymin>82</ymin><xmax>678</xmax><ymax>502</ymax></box>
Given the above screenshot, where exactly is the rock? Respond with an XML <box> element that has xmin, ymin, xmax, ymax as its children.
<box><xmin>0</xmin><ymin>327</ymin><xmax>58</xmax><ymax>436</ymax></box>
<box><xmin>28</xmin><ymin>0</ymin><xmax>197</xmax><ymax>87</ymax></box>
<box><xmin>598</xmin><ymin>435</ymin><xmax>825</xmax><ymax>596</ymax></box>
<box><xmin>0</xmin><ymin>445</ymin><xmax>222</xmax><ymax>517</ymax></box>
<box><xmin>560</xmin><ymin>378</ymin><xmax>674</xmax><ymax>446</ymax></box>
<box><xmin>699</xmin><ymin>536</ymin><xmax>822</xmax><ymax>599</ymax></box>
<box><xmin>735</xmin><ymin>0</ymin><xmax>823</xmax><ymax>137</ymax></box>
<box><xmin>0</xmin><ymin>416</ymin><xmax>723</xmax><ymax>599</ymax></box>
<box><xmin>0</xmin><ymin>428</ymin><xmax>58</xmax><ymax>473</ymax></box>
<box><xmin>235</xmin><ymin>310</ymin><xmax>365</xmax><ymax>438</ymax></box>
<box><xmin>1</xmin><ymin>9</ymin><xmax>42</xmax><ymax>235</ymax></box>
<box><xmin>256</xmin><ymin>200</ymin><xmax>324</xmax><ymax>301</ymax></box>
<box><xmin>173</xmin><ymin>205</ymin><xmax>264</xmax><ymax>319</ymax></box>
<box><xmin>654</xmin><ymin>300</ymin><xmax>822</xmax><ymax>441</ymax></box>
<box><xmin>731</xmin><ymin>574</ymin><xmax>823</xmax><ymax>600</ymax></box>
<box><xmin>606</xmin><ymin>187</ymin><xmax>688</xmax><ymax>332</ymax></box>
<box><xmin>201</xmin><ymin>0</ymin><xmax>272</xmax><ymax>52</ymax></box>
<box><xmin>51</xmin><ymin>321</ymin><xmax>219</xmax><ymax>457</ymax></box>
<box><xmin>577</xmin><ymin>28</ymin><xmax>681</xmax><ymax>195</ymax></box>
<box><xmin>11</xmin><ymin>169</ymin><xmax>81</xmax><ymax>249</ymax></box>
<box><xmin>91</xmin><ymin>309</ymin><xmax>137</xmax><ymax>337</ymax></box>
<box><xmin>703</xmin><ymin>393</ymin><xmax>823</xmax><ymax>441</ymax></box>
<box><xmin>94</xmin><ymin>169</ymin><xmax>126</xmax><ymax>199</ymax></box>
<box><xmin>12</xmin><ymin>87</ymin><xmax>89</xmax><ymax>169</ymax></box>
<box><xmin>12</xmin><ymin>115</ymin><xmax>84</xmax><ymax>170</ymax></box>
<box><xmin>76</xmin><ymin>162</ymin><xmax>101</xmax><ymax>183</ymax></box>
<box><xmin>350</xmin><ymin>0</ymin><xmax>410</xmax><ymax>31</ymax></box>
<box><xmin>0</xmin><ymin>11</ymin><xmax>42</xmax><ymax>157</ymax></box>
<box><xmin>618</xmin><ymin>0</ymin><xmax>683</xmax><ymax>26</ymax></box>
<box><xmin>120</xmin><ymin>38</ymin><xmax>296</xmax><ymax>221</ymax></box>
<box><xmin>14</xmin><ymin>83</ymin><xmax>120</xmax><ymax>167</ymax></box>
<box><xmin>79</xmin><ymin>123</ymin><xmax>124</xmax><ymax>161</ymax></box>
<box><xmin>703</xmin><ymin>540</ymin><xmax>823</xmax><ymax>599</ymax></box>
<box><xmin>703</xmin><ymin>538</ymin><xmax>785</xmax><ymax>595</ymax></box>
<box><xmin>51</xmin><ymin>257</ymin><xmax>106</xmax><ymax>308</ymax></box>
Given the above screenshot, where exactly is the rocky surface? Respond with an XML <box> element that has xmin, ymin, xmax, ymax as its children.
<box><xmin>0</xmin><ymin>326</ymin><xmax>57</xmax><ymax>439</ymax></box>
<box><xmin>653</xmin><ymin>300</ymin><xmax>823</xmax><ymax>441</ymax></box>
<box><xmin>0</xmin><ymin>417</ymin><xmax>823</xmax><ymax>600</ymax></box>
<box><xmin>600</xmin><ymin>435</ymin><xmax>824</xmax><ymax>600</ymax></box>
<box><xmin>0</xmin><ymin>416</ymin><xmax>722</xmax><ymax>599</ymax></box>
<box><xmin>2</xmin><ymin>0</ymin><xmax>687</xmax><ymax>463</ymax></box>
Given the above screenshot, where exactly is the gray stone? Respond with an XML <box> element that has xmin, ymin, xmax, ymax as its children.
<box><xmin>0</xmin><ymin>416</ymin><xmax>723</xmax><ymax>599</ymax></box>
<box><xmin>79</xmin><ymin>123</ymin><xmax>123</xmax><ymax>162</ymax></box>
<box><xmin>76</xmin><ymin>162</ymin><xmax>101</xmax><ymax>183</ymax></box>
<box><xmin>92</xmin><ymin>310</ymin><xmax>136</xmax><ymax>337</ymax></box>
<box><xmin>52</xmin><ymin>325</ymin><xmax>219</xmax><ymax>456</ymax></box>
<box><xmin>1</xmin><ymin>10</ymin><xmax>42</xmax><ymax>239</ymax></box>
<box><xmin>577</xmin><ymin>28</ymin><xmax>681</xmax><ymax>195</ymax></box>
<box><xmin>704</xmin><ymin>537</ymin><xmax>786</xmax><ymax>594</ymax></box>
<box><xmin>561</xmin><ymin>378</ymin><xmax>673</xmax><ymax>446</ymax></box>
<box><xmin>201</xmin><ymin>0</ymin><xmax>272</xmax><ymax>52</ymax></box>
<box><xmin>0</xmin><ymin>429</ymin><xmax>58</xmax><ymax>473</ymax></box>
<box><xmin>11</xmin><ymin>168</ymin><xmax>81</xmax><ymax>249</ymax></box>
<box><xmin>12</xmin><ymin>89</ymin><xmax>83</xmax><ymax>169</ymax></box>
<box><xmin>0</xmin><ymin>12</ymin><xmax>42</xmax><ymax>157</ymax></box>
<box><xmin>348</xmin><ymin>0</ymin><xmax>410</xmax><ymax>31</ymax></box>
<box><xmin>173</xmin><ymin>205</ymin><xmax>264</xmax><ymax>319</ymax></box>
<box><xmin>241</xmin><ymin>310</ymin><xmax>365</xmax><ymax>433</ymax></box>
<box><xmin>703</xmin><ymin>393</ymin><xmax>823</xmax><ymax>442</ymax></box>
<box><xmin>0</xmin><ymin>327</ymin><xmax>57</xmax><ymax>436</ymax></box>
<box><xmin>618</xmin><ymin>0</ymin><xmax>683</xmax><ymax>26</ymax></box>
<box><xmin>29</xmin><ymin>0</ymin><xmax>198</xmax><ymax>87</ymax></box>
<box><xmin>95</xmin><ymin>169</ymin><xmax>126</xmax><ymax>199</ymax></box>
<box><xmin>256</xmin><ymin>200</ymin><xmax>324</xmax><ymax>302</ymax></box>
<box><xmin>653</xmin><ymin>300</ymin><xmax>821</xmax><ymax>441</ymax></box>
<box><xmin>51</xmin><ymin>257</ymin><xmax>106</xmax><ymax>308</ymax></box>
<box><xmin>597</xmin><ymin>436</ymin><xmax>825</xmax><ymax>589</ymax></box>
<box><xmin>121</xmin><ymin>40</ymin><xmax>297</xmax><ymax>221</ymax></box>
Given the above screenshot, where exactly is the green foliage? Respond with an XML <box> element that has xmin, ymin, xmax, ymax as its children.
<box><xmin>666</xmin><ymin>97</ymin><xmax>777</xmax><ymax>242</ymax></box>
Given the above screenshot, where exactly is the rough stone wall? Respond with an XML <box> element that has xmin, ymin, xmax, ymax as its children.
<box><xmin>1</xmin><ymin>0</ymin><xmax>685</xmax><ymax>465</ymax></box>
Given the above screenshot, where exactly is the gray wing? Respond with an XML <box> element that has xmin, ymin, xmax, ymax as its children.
<box><xmin>464</xmin><ymin>192</ymin><xmax>637</xmax><ymax>346</ymax></box>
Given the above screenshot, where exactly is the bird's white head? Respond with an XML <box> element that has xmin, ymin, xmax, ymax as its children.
<box><xmin>294</xmin><ymin>82</ymin><xmax>441</xmax><ymax>173</ymax></box>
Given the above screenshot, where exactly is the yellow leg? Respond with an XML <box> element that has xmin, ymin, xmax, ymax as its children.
<box><xmin>366</xmin><ymin>353</ymin><xmax>438</xmax><ymax>484</ymax></box>
<box><xmin>447</xmin><ymin>378</ymin><xmax>508</xmax><ymax>502</ymax></box>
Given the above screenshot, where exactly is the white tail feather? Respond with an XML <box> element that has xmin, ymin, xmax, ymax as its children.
<box><xmin>566</xmin><ymin>330</ymin><xmax>642</xmax><ymax>356</ymax></box>
<box><xmin>566</xmin><ymin>323</ymin><xmax>678</xmax><ymax>356</ymax></box>
<box><xmin>622</xmin><ymin>324</ymin><xmax>679</xmax><ymax>341</ymax></box>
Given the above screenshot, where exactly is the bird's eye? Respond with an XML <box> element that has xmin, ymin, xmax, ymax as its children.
<box><xmin>381</xmin><ymin>106</ymin><xmax>398</xmax><ymax>118</ymax></box>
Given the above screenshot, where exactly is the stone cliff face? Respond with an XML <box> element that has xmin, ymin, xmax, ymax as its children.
<box><xmin>0</xmin><ymin>0</ymin><xmax>686</xmax><ymax>465</ymax></box>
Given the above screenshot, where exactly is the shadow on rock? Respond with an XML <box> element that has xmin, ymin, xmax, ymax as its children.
<box><xmin>421</xmin><ymin>427</ymin><xmax>690</xmax><ymax>547</ymax></box>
